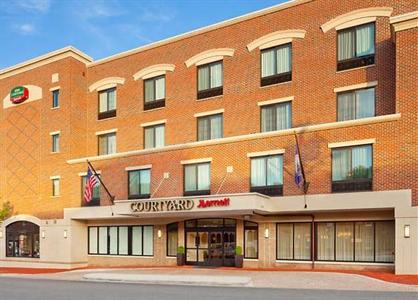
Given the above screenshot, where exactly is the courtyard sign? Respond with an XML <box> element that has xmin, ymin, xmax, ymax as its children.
<box><xmin>10</xmin><ymin>86</ymin><xmax>29</xmax><ymax>104</ymax></box>
<box><xmin>130</xmin><ymin>197</ymin><xmax>231</xmax><ymax>213</ymax></box>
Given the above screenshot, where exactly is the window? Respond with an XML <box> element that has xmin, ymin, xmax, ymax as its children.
<box><xmin>6</xmin><ymin>221</ymin><xmax>40</xmax><ymax>258</ymax></box>
<box><xmin>337</xmin><ymin>23</ymin><xmax>375</xmax><ymax>71</ymax></box>
<box><xmin>167</xmin><ymin>223</ymin><xmax>178</xmax><ymax>257</ymax></box>
<box><xmin>197</xmin><ymin>114</ymin><xmax>223</xmax><ymax>141</ymax></box>
<box><xmin>261</xmin><ymin>43</ymin><xmax>292</xmax><ymax>86</ymax></box>
<box><xmin>98</xmin><ymin>132</ymin><xmax>116</xmax><ymax>155</ymax></box>
<box><xmin>128</xmin><ymin>169</ymin><xmax>151</xmax><ymax>199</ymax></box>
<box><xmin>244</xmin><ymin>221</ymin><xmax>258</xmax><ymax>259</ymax></box>
<box><xmin>52</xmin><ymin>89</ymin><xmax>60</xmax><ymax>108</ymax></box>
<box><xmin>88</xmin><ymin>225</ymin><xmax>154</xmax><ymax>256</ymax></box>
<box><xmin>144</xmin><ymin>75</ymin><xmax>165</xmax><ymax>110</ymax></box>
<box><xmin>51</xmin><ymin>133</ymin><xmax>60</xmax><ymax>153</ymax></box>
<box><xmin>52</xmin><ymin>178</ymin><xmax>60</xmax><ymax>196</ymax></box>
<box><xmin>337</xmin><ymin>88</ymin><xmax>375</xmax><ymax>121</ymax></box>
<box><xmin>277</xmin><ymin>223</ymin><xmax>311</xmax><ymax>260</ymax></box>
<box><xmin>144</xmin><ymin>124</ymin><xmax>165</xmax><ymax>149</ymax></box>
<box><xmin>261</xmin><ymin>102</ymin><xmax>292</xmax><ymax>132</ymax></box>
<box><xmin>184</xmin><ymin>163</ymin><xmax>210</xmax><ymax>196</ymax></box>
<box><xmin>197</xmin><ymin>61</ymin><xmax>223</xmax><ymax>99</ymax></box>
<box><xmin>315</xmin><ymin>221</ymin><xmax>394</xmax><ymax>263</ymax></box>
<box><xmin>98</xmin><ymin>88</ymin><xmax>116</xmax><ymax>119</ymax></box>
<box><xmin>250</xmin><ymin>155</ymin><xmax>283</xmax><ymax>196</ymax></box>
<box><xmin>332</xmin><ymin>145</ymin><xmax>372</xmax><ymax>192</ymax></box>
<box><xmin>81</xmin><ymin>175</ymin><xmax>100</xmax><ymax>206</ymax></box>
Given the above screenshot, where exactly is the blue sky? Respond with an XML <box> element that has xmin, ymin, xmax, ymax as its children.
<box><xmin>0</xmin><ymin>0</ymin><xmax>287</xmax><ymax>69</ymax></box>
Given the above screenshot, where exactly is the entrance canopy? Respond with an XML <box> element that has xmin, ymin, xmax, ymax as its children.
<box><xmin>113</xmin><ymin>193</ymin><xmax>271</xmax><ymax>219</ymax></box>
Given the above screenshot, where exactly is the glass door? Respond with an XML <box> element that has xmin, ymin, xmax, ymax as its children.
<box><xmin>208</xmin><ymin>232</ymin><xmax>223</xmax><ymax>266</ymax></box>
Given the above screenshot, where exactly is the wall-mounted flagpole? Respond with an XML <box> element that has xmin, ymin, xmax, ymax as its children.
<box><xmin>294</xmin><ymin>134</ymin><xmax>310</xmax><ymax>207</ymax></box>
<box><xmin>87</xmin><ymin>160</ymin><xmax>115</xmax><ymax>206</ymax></box>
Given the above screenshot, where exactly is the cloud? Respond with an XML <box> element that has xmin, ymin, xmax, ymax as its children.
<box><xmin>16</xmin><ymin>23</ymin><xmax>36</xmax><ymax>35</ymax></box>
<box><xmin>139</xmin><ymin>9</ymin><xmax>176</xmax><ymax>23</ymax></box>
<box><xmin>73</xmin><ymin>0</ymin><xmax>125</xmax><ymax>20</ymax></box>
<box><xmin>15</xmin><ymin>0</ymin><xmax>51</xmax><ymax>13</ymax></box>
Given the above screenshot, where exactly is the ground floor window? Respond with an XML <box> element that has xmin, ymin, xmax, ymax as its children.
<box><xmin>6</xmin><ymin>221</ymin><xmax>40</xmax><ymax>258</ymax></box>
<box><xmin>277</xmin><ymin>223</ymin><xmax>311</xmax><ymax>260</ymax></box>
<box><xmin>315</xmin><ymin>221</ymin><xmax>394</xmax><ymax>263</ymax></box>
<box><xmin>88</xmin><ymin>225</ymin><xmax>153</xmax><ymax>256</ymax></box>
<box><xmin>166</xmin><ymin>223</ymin><xmax>178</xmax><ymax>257</ymax></box>
<box><xmin>244</xmin><ymin>221</ymin><xmax>258</xmax><ymax>259</ymax></box>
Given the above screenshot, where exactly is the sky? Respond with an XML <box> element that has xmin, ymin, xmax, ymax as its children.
<box><xmin>0</xmin><ymin>0</ymin><xmax>288</xmax><ymax>69</ymax></box>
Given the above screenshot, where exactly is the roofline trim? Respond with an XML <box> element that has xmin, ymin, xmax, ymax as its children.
<box><xmin>87</xmin><ymin>0</ymin><xmax>312</xmax><ymax>67</ymax></box>
<box><xmin>0</xmin><ymin>46</ymin><xmax>92</xmax><ymax>79</ymax></box>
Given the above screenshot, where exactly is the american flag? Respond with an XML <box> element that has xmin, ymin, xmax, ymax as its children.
<box><xmin>84</xmin><ymin>166</ymin><xmax>98</xmax><ymax>203</ymax></box>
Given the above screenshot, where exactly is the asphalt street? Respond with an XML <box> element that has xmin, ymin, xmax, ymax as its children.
<box><xmin>0</xmin><ymin>277</ymin><xmax>417</xmax><ymax>300</ymax></box>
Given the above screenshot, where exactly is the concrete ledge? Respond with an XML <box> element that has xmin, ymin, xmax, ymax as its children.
<box><xmin>83</xmin><ymin>273</ymin><xmax>252</xmax><ymax>287</ymax></box>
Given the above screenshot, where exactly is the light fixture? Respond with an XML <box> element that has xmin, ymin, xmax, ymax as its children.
<box><xmin>157</xmin><ymin>229</ymin><xmax>162</xmax><ymax>238</ymax></box>
<box><xmin>41</xmin><ymin>231</ymin><xmax>46</xmax><ymax>239</ymax></box>
<box><xmin>63</xmin><ymin>230</ymin><xmax>68</xmax><ymax>239</ymax></box>
<box><xmin>0</xmin><ymin>231</ymin><xmax>3</xmax><ymax>239</ymax></box>
<box><xmin>404</xmin><ymin>225</ymin><xmax>410</xmax><ymax>238</ymax></box>
<box><xmin>264</xmin><ymin>228</ymin><xmax>269</xmax><ymax>239</ymax></box>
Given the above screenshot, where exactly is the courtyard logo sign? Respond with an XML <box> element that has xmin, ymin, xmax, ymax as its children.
<box><xmin>10</xmin><ymin>86</ymin><xmax>29</xmax><ymax>104</ymax></box>
<box><xmin>130</xmin><ymin>197</ymin><xmax>231</xmax><ymax>213</ymax></box>
<box><xmin>131</xmin><ymin>199</ymin><xmax>194</xmax><ymax>212</ymax></box>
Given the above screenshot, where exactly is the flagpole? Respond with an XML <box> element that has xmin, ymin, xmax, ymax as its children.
<box><xmin>294</xmin><ymin>134</ymin><xmax>309</xmax><ymax>195</ymax></box>
<box><xmin>87</xmin><ymin>160</ymin><xmax>115</xmax><ymax>205</ymax></box>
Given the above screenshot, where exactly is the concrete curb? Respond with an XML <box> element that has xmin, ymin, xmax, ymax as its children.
<box><xmin>83</xmin><ymin>273</ymin><xmax>253</xmax><ymax>287</ymax></box>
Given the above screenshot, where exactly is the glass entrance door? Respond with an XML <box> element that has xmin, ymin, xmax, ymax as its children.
<box><xmin>185</xmin><ymin>219</ymin><xmax>236</xmax><ymax>267</ymax></box>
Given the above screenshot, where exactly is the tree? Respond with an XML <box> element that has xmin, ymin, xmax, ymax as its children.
<box><xmin>0</xmin><ymin>201</ymin><xmax>13</xmax><ymax>222</ymax></box>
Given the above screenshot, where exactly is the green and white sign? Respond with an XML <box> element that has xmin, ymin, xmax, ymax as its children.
<box><xmin>10</xmin><ymin>86</ymin><xmax>29</xmax><ymax>104</ymax></box>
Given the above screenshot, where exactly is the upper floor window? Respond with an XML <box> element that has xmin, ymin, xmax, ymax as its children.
<box><xmin>332</xmin><ymin>145</ymin><xmax>372</xmax><ymax>193</ymax></box>
<box><xmin>98</xmin><ymin>132</ymin><xmax>116</xmax><ymax>155</ymax></box>
<box><xmin>128</xmin><ymin>169</ymin><xmax>151</xmax><ymax>199</ymax></box>
<box><xmin>337</xmin><ymin>23</ymin><xmax>375</xmax><ymax>71</ymax></box>
<box><xmin>337</xmin><ymin>88</ymin><xmax>375</xmax><ymax>121</ymax></box>
<box><xmin>197</xmin><ymin>61</ymin><xmax>223</xmax><ymax>99</ymax></box>
<box><xmin>250</xmin><ymin>155</ymin><xmax>283</xmax><ymax>196</ymax></box>
<box><xmin>144</xmin><ymin>75</ymin><xmax>165</xmax><ymax>110</ymax></box>
<box><xmin>52</xmin><ymin>89</ymin><xmax>60</xmax><ymax>108</ymax></box>
<box><xmin>261</xmin><ymin>43</ymin><xmax>292</xmax><ymax>87</ymax></box>
<box><xmin>197</xmin><ymin>113</ymin><xmax>223</xmax><ymax>141</ymax></box>
<box><xmin>98</xmin><ymin>88</ymin><xmax>116</xmax><ymax>120</ymax></box>
<box><xmin>51</xmin><ymin>133</ymin><xmax>60</xmax><ymax>153</ymax></box>
<box><xmin>144</xmin><ymin>124</ymin><xmax>165</xmax><ymax>149</ymax></box>
<box><xmin>261</xmin><ymin>101</ymin><xmax>291</xmax><ymax>132</ymax></box>
<box><xmin>81</xmin><ymin>175</ymin><xmax>100</xmax><ymax>206</ymax></box>
<box><xmin>184</xmin><ymin>162</ymin><xmax>210</xmax><ymax>196</ymax></box>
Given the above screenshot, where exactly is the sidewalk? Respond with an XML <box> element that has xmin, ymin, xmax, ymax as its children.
<box><xmin>1</xmin><ymin>267</ymin><xmax>417</xmax><ymax>292</ymax></box>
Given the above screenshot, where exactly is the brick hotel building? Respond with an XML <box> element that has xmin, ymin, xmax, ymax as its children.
<box><xmin>0</xmin><ymin>0</ymin><xmax>417</xmax><ymax>274</ymax></box>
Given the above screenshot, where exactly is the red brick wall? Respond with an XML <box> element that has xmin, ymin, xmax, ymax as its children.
<box><xmin>0</xmin><ymin>0</ymin><xmax>416</xmax><ymax>219</ymax></box>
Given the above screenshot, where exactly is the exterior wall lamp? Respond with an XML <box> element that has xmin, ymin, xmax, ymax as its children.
<box><xmin>0</xmin><ymin>230</ymin><xmax>3</xmax><ymax>239</ymax></box>
<box><xmin>264</xmin><ymin>228</ymin><xmax>269</xmax><ymax>239</ymax></box>
<box><xmin>157</xmin><ymin>229</ymin><xmax>162</xmax><ymax>238</ymax></box>
<box><xmin>63</xmin><ymin>230</ymin><xmax>68</xmax><ymax>239</ymax></box>
<box><xmin>41</xmin><ymin>230</ymin><xmax>46</xmax><ymax>239</ymax></box>
<box><xmin>404</xmin><ymin>225</ymin><xmax>410</xmax><ymax>238</ymax></box>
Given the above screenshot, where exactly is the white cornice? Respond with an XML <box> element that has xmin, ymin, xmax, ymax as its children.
<box><xmin>328</xmin><ymin>138</ymin><xmax>376</xmax><ymax>149</ymax></box>
<box><xmin>390</xmin><ymin>11</ymin><xmax>418</xmax><ymax>32</ymax></box>
<box><xmin>180</xmin><ymin>158</ymin><xmax>212</xmax><ymax>165</ymax></box>
<box><xmin>334</xmin><ymin>81</ymin><xmax>377</xmax><ymax>93</ymax></box>
<box><xmin>88</xmin><ymin>77</ymin><xmax>125</xmax><ymax>92</ymax></box>
<box><xmin>67</xmin><ymin>114</ymin><xmax>400</xmax><ymax>165</ymax></box>
<box><xmin>0</xmin><ymin>46</ymin><xmax>92</xmax><ymax>80</ymax></box>
<box><xmin>258</xmin><ymin>96</ymin><xmax>294</xmax><ymax>107</ymax></box>
<box><xmin>321</xmin><ymin>7</ymin><xmax>393</xmax><ymax>33</ymax></box>
<box><xmin>247</xmin><ymin>149</ymin><xmax>285</xmax><ymax>158</ymax></box>
<box><xmin>194</xmin><ymin>109</ymin><xmax>224</xmax><ymax>118</ymax></box>
<box><xmin>133</xmin><ymin>64</ymin><xmax>175</xmax><ymax>81</ymax></box>
<box><xmin>247</xmin><ymin>30</ymin><xmax>306</xmax><ymax>52</ymax></box>
<box><xmin>185</xmin><ymin>49</ymin><xmax>235</xmax><ymax>67</ymax></box>
<box><xmin>140</xmin><ymin>119</ymin><xmax>167</xmax><ymax>127</ymax></box>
